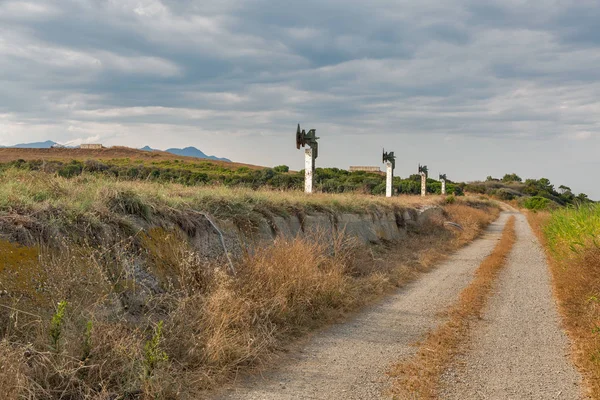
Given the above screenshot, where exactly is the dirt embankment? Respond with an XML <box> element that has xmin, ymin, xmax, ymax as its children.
<box><xmin>0</xmin><ymin>173</ymin><xmax>499</xmax><ymax>400</ymax></box>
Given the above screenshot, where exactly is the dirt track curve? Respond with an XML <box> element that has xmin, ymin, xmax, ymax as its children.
<box><xmin>440</xmin><ymin>212</ymin><xmax>582</xmax><ymax>399</ymax></box>
<box><xmin>215</xmin><ymin>213</ymin><xmax>510</xmax><ymax>400</ymax></box>
<box><xmin>214</xmin><ymin>211</ymin><xmax>582</xmax><ymax>399</ymax></box>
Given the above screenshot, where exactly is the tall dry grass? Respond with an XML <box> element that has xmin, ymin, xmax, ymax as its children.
<box><xmin>528</xmin><ymin>205</ymin><xmax>600</xmax><ymax>398</ymax></box>
<box><xmin>0</xmin><ymin>170</ymin><xmax>500</xmax><ymax>398</ymax></box>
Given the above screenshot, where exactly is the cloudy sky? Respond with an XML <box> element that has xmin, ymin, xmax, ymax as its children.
<box><xmin>1</xmin><ymin>0</ymin><xmax>599</xmax><ymax>198</ymax></box>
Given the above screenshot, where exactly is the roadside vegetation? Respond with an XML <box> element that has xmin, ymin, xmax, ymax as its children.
<box><xmin>0</xmin><ymin>158</ymin><xmax>465</xmax><ymax>195</ymax></box>
<box><xmin>1</xmin><ymin>158</ymin><xmax>591</xmax><ymax>206</ymax></box>
<box><xmin>0</xmin><ymin>167</ymin><xmax>499</xmax><ymax>399</ymax></box>
<box><xmin>465</xmin><ymin>173</ymin><xmax>591</xmax><ymax>208</ymax></box>
<box><xmin>528</xmin><ymin>204</ymin><xmax>600</xmax><ymax>398</ymax></box>
<box><xmin>389</xmin><ymin>216</ymin><xmax>517</xmax><ymax>399</ymax></box>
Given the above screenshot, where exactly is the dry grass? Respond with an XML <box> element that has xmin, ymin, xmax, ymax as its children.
<box><xmin>0</xmin><ymin>170</ymin><xmax>500</xmax><ymax>399</ymax></box>
<box><xmin>527</xmin><ymin>210</ymin><xmax>600</xmax><ymax>399</ymax></box>
<box><xmin>0</xmin><ymin>168</ymin><xmax>451</xmax><ymax>245</ymax></box>
<box><xmin>0</xmin><ymin>146</ymin><xmax>259</xmax><ymax>169</ymax></box>
<box><xmin>388</xmin><ymin>215</ymin><xmax>516</xmax><ymax>399</ymax></box>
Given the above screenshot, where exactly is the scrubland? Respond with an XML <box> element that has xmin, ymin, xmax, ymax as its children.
<box><xmin>0</xmin><ymin>168</ymin><xmax>498</xmax><ymax>399</ymax></box>
<box><xmin>528</xmin><ymin>204</ymin><xmax>600</xmax><ymax>398</ymax></box>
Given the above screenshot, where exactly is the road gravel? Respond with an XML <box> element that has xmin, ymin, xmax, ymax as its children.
<box><xmin>440</xmin><ymin>212</ymin><xmax>582</xmax><ymax>400</ymax></box>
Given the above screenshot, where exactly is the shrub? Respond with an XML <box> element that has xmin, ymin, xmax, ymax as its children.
<box><xmin>521</xmin><ymin>196</ymin><xmax>552</xmax><ymax>211</ymax></box>
<box><xmin>58</xmin><ymin>161</ymin><xmax>83</xmax><ymax>178</ymax></box>
<box><xmin>445</xmin><ymin>195</ymin><xmax>456</xmax><ymax>204</ymax></box>
<box><xmin>273</xmin><ymin>165</ymin><xmax>289</xmax><ymax>173</ymax></box>
<box><xmin>106</xmin><ymin>189</ymin><xmax>150</xmax><ymax>220</ymax></box>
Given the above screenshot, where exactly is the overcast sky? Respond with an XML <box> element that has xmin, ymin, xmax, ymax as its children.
<box><xmin>1</xmin><ymin>0</ymin><xmax>599</xmax><ymax>198</ymax></box>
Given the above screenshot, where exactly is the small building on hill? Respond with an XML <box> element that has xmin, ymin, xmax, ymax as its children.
<box><xmin>349</xmin><ymin>166</ymin><xmax>382</xmax><ymax>174</ymax></box>
<box><xmin>80</xmin><ymin>144</ymin><xmax>103</xmax><ymax>149</ymax></box>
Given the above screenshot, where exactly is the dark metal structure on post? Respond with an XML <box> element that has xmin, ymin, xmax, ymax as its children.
<box><xmin>382</xmin><ymin>149</ymin><xmax>396</xmax><ymax>197</ymax></box>
<box><xmin>419</xmin><ymin>164</ymin><xmax>428</xmax><ymax>197</ymax></box>
<box><xmin>296</xmin><ymin>124</ymin><xmax>320</xmax><ymax>193</ymax></box>
<box><xmin>439</xmin><ymin>173</ymin><xmax>447</xmax><ymax>195</ymax></box>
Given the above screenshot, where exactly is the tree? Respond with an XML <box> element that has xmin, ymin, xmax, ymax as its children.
<box><xmin>502</xmin><ymin>173</ymin><xmax>522</xmax><ymax>183</ymax></box>
<box><xmin>576</xmin><ymin>193</ymin><xmax>589</xmax><ymax>202</ymax></box>
<box><xmin>273</xmin><ymin>165</ymin><xmax>289</xmax><ymax>173</ymax></box>
<box><xmin>558</xmin><ymin>185</ymin><xmax>572</xmax><ymax>194</ymax></box>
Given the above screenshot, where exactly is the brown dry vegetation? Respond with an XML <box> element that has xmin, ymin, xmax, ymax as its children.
<box><xmin>527</xmin><ymin>211</ymin><xmax>600</xmax><ymax>399</ymax></box>
<box><xmin>0</xmin><ymin>171</ymin><xmax>499</xmax><ymax>399</ymax></box>
<box><xmin>388</xmin><ymin>215</ymin><xmax>516</xmax><ymax>399</ymax></box>
<box><xmin>0</xmin><ymin>147</ymin><xmax>260</xmax><ymax>170</ymax></box>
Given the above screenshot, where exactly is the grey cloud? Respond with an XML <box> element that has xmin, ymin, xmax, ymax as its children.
<box><xmin>0</xmin><ymin>0</ymin><xmax>599</xmax><ymax>198</ymax></box>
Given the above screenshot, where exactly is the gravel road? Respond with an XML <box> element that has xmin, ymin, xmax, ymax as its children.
<box><xmin>214</xmin><ymin>213</ymin><xmax>511</xmax><ymax>400</ymax></box>
<box><xmin>440</xmin><ymin>212</ymin><xmax>582</xmax><ymax>399</ymax></box>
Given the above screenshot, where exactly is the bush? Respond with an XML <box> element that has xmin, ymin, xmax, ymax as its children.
<box><xmin>273</xmin><ymin>165</ymin><xmax>289</xmax><ymax>173</ymax></box>
<box><xmin>58</xmin><ymin>161</ymin><xmax>83</xmax><ymax>178</ymax></box>
<box><xmin>445</xmin><ymin>195</ymin><xmax>456</xmax><ymax>204</ymax></box>
<box><xmin>521</xmin><ymin>196</ymin><xmax>552</xmax><ymax>211</ymax></box>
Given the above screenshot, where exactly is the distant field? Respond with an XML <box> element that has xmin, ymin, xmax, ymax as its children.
<box><xmin>0</xmin><ymin>147</ymin><xmax>261</xmax><ymax>170</ymax></box>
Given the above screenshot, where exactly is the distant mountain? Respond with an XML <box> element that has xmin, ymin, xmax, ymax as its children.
<box><xmin>0</xmin><ymin>140</ymin><xmax>58</xmax><ymax>148</ymax></box>
<box><xmin>140</xmin><ymin>145</ymin><xmax>230</xmax><ymax>162</ymax></box>
<box><xmin>0</xmin><ymin>141</ymin><xmax>231</xmax><ymax>162</ymax></box>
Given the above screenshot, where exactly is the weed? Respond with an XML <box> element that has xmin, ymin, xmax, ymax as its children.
<box><xmin>49</xmin><ymin>300</ymin><xmax>67</xmax><ymax>353</ymax></box>
<box><xmin>82</xmin><ymin>320</ymin><xmax>93</xmax><ymax>361</ymax></box>
<box><xmin>143</xmin><ymin>321</ymin><xmax>168</xmax><ymax>378</ymax></box>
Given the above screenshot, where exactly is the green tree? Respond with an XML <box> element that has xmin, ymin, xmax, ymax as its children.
<box><xmin>502</xmin><ymin>173</ymin><xmax>522</xmax><ymax>182</ymax></box>
<box><xmin>273</xmin><ymin>165</ymin><xmax>289</xmax><ymax>173</ymax></box>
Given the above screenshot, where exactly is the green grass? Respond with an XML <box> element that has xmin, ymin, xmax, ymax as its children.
<box><xmin>543</xmin><ymin>203</ymin><xmax>600</xmax><ymax>257</ymax></box>
<box><xmin>0</xmin><ymin>167</ymin><xmax>500</xmax><ymax>399</ymax></box>
<box><xmin>0</xmin><ymin>168</ymin><xmax>444</xmax><ymax>231</ymax></box>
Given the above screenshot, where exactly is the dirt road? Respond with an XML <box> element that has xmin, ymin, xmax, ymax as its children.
<box><xmin>216</xmin><ymin>213</ymin><xmax>511</xmax><ymax>400</ymax></box>
<box><xmin>440</xmin><ymin>212</ymin><xmax>582</xmax><ymax>399</ymax></box>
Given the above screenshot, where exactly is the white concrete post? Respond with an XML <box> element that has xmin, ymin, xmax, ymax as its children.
<box><xmin>420</xmin><ymin>172</ymin><xmax>427</xmax><ymax>197</ymax></box>
<box><xmin>385</xmin><ymin>161</ymin><xmax>393</xmax><ymax>198</ymax></box>
<box><xmin>441</xmin><ymin>179</ymin><xmax>446</xmax><ymax>195</ymax></box>
<box><xmin>305</xmin><ymin>148</ymin><xmax>314</xmax><ymax>194</ymax></box>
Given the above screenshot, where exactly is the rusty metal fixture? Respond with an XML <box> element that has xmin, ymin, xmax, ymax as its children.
<box><xmin>296</xmin><ymin>124</ymin><xmax>319</xmax><ymax>159</ymax></box>
<box><xmin>382</xmin><ymin>149</ymin><xmax>396</xmax><ymax>170</ymax></box>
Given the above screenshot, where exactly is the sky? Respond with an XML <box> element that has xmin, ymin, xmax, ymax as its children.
<box><xmin>1</xmin><ymin>0</ymin><xmax>599</xmax><ymax>199</ymax></box>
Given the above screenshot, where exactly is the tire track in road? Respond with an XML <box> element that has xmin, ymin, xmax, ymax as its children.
<box><xmin>440</xmin><ymin>213</ymin><xmax>582</xmax><ymax>400</ymax></box>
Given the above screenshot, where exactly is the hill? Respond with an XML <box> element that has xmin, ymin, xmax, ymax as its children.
<box><xmin>141</xmin><ymin>145</ymin><xmax>231</xmax><ymax>162</ymax></box>
<box><xmin>0</xmin><ymin>146</ymin><xmax>249</xmax><ymax>168</ymax></box>
<box><xmin>0</xmin><ymin>141</ymin><xmax>231</xmax><ymax>162</ymax></box>
<box><xmin>0</xmin><ymin>140</ymin><xmax>58</xmax><ymax>149</ymax></box>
